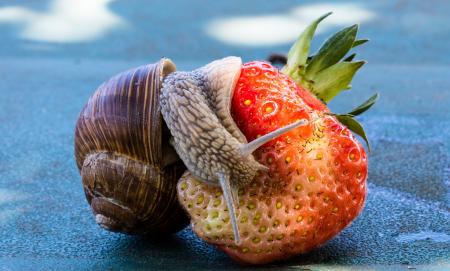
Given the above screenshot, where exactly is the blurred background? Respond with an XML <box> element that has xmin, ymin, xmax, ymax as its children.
<box><xmin>0</xmin><ymin>0</ymin><xmax>449</xmax><ymax>270</ymax></box>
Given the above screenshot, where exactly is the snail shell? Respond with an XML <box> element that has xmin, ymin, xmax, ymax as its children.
<box><xmin>74</xmin><ymin>59</ymin><xmax>188</xmax><ymax>235</ymax></box>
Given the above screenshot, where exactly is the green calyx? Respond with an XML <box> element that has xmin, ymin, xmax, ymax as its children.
<box><xmin>327</xmin><ymin>93</ymin><xmax>379</xmax><ymax>152</ymax></box>
<box><xmin>281</xmin><ymin>12</ymin><xmax>378</xmax><ymax>152</ymax></box>
<box><xmin>282</xmin><ymin>12</ymin><xmax>365</xmax><ymax>102</ymax></box>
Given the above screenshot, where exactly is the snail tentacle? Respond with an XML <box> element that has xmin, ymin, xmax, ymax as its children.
<box><xmin>218</xmin><ymin>171</ymin><xmax>241</xmax><ymax>245</ymax></box>
<box><xmin>239</xmin><ymin>119</ymin><xmax>310</xmax><ymax>156</ymax></box>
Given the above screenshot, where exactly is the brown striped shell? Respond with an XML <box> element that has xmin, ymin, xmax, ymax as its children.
<box><xmin>74</xmin><ymin>59</ymin><xmax>188</xmax><ymax>235</ymax></box>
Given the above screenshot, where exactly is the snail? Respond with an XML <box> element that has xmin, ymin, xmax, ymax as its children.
<box><xmin>160</xmin><ymin>57</ymin><xmax>308</xmax><ymax>243</ymax></box>
<box><xmin>74</xmin><ymin>57</ymin><xmax>307</xmax><ymax>240</ymax></box>
<box><xmin>74</xmin><ymin>59</ymin><xmax>189</xmax><ymax>235</ymax></box>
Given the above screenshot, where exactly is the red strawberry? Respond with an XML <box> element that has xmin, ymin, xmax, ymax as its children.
<box><xmin>177</xmin><ymin>13</ymin><xmax>377</xmax><ymax>264</ymax></box>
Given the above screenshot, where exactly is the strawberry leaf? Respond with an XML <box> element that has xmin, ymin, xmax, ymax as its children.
<box><xmin>347</xmin><ymin>93</ymin><xmax>379</xmax><ymax>116</ymax></box>
<box><xmin>335</xmin><ymin>114</ymin><xmax>371</xmax><ymax>152</ymax></box>
<box><xmin>309</xmin><ymin>61</ymin><xmax>366</xmax><ymax>103</ymax></box>
<box><xmin>281</xmin><ymin>14</ymin><xmax>375</xmax><ymax>153</ymax></box>
<box><xmin>282</xmin><ymin>12</ymin><xmax>331</xmax><ymax>78</ymax></box>
<box><xmin>282</xmin><ymin>13</ymin><xmax>369</xmax><ymax>106</ymax></box>
<box><xmin>352</xmin><ymin>39</ymin><xmax>369</xmax><ymax>48</ymax></box>
<box><xmin>305</xmin><ymin>24</ymin><xmax>358</xmax><ymax>76</ymax></box>
<box><xmin>343</xmin><ymin>53</ymin><xmax>356</xmax><ymax>62</ymax></box>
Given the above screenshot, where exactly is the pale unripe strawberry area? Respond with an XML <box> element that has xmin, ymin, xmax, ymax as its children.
<box><xmin>177</xmin><ymin>62</ymin><xmax>368</xmax><ymax>264</ymax></box>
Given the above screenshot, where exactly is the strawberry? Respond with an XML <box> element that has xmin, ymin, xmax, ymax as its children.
<box><xmin>177</xmin><ymin>13</ymin><xmax>378</xmax><ymax>264</ymax></box>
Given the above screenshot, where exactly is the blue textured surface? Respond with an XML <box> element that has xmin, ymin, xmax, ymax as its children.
<box><xmin>0</xmin><ymin>0</ymin><xmax>449</xmax><ymax>270</ymax></box>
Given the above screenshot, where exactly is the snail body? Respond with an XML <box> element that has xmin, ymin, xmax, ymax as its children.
<box><xmin>160</xmin><ymin>57</ymin><xmax>266</xmax><ymax>185</ymax></box>
<box><xmin>74</xmin><ymin>59</ymin><xmax>188</xmax><ymax>235</ymax></box>
<box><xmin>160</xmin><ymin>57</ymin><xmax>308</xmax><ymax>243</ymax></box>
